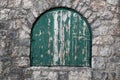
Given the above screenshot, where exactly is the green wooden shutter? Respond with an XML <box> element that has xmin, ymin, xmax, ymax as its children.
<box><xmin>30</xmin><ymin>8</ymin><xmax>91</xmax><ymax>67</ymax></box>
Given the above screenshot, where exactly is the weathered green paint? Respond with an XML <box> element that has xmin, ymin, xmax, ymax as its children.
<box><xmin>31</xmin><ymin>8</ymin><xmax>91</xmax><ymax>66</ymax></box>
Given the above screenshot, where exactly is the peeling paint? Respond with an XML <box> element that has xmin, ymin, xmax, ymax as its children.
<box><xmin>31</xmin><ymin>8</ymin><xmax>91</xmax><ymax>66</ymax></box>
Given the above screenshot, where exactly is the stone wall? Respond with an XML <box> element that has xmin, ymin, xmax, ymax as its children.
<box><xmin>0</xmin><ymin>0</ymin><xmax>120</xmax><ymax>80</ymax></box>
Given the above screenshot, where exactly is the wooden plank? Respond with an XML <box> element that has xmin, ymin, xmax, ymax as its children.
<box><xmin>31</xmin><ymin>8</ymin><xmax>91</xmax><ymax>66</ymax></box>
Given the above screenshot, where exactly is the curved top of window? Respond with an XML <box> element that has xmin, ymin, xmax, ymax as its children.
<box><xmin>30</xmin><ymin>8</ymin><xmax>91</xmax><ymax>67</ymax></box>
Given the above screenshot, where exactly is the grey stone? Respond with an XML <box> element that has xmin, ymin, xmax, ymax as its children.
<box><xmin>80</xmin><ymin>4</ymin><xmax>88</xmax><ymax>14</ymax></box>
<box><xmin>116</xmin><ymin>64</ymin><xmax>120</xmax><ymax>79</ymax></box>
<box><xmin>18</xmin><ymin>39</ymin><xmax>30</xmax><ymax>47</ymax></box>
<box><xmin>71</xmin><ymin>0</ymin><xmax>80</xmax><ymax>9</ymax></box>
<box><xmin>101</xmin><ymin>11</ymin><xmax>114</xmax><ymax>20</ymax></box>
<box><xmin>32</xmin><ymin>71</ymin><xmax>58</xmax><ymax>80</ymax></box>
<box><xmin>98</xmin><ymin>26</ymin><xmax>109</xmax><ymax>35</ymax></box>
<box><xmin>88</xmin><ymin>13</ymin><xmax>97</xmax><ymax>23</ymax></box>
<box><xmin>15</xmin><ymin>19</ymin><xmax>24</xmax><ymax>29</ymax></box>
<box><xmin>106</xmin><ymin>63</ymin><xmax>116</xmax><ymax>72</ymax></box>
<box><xmin>40</xmin><ymin>71</ymin><xmax>49</xmax><ymax>76</ymax></box>
<box><xmin>69</xmin><ymin>70</ymin><xmax>91</xmax><ymax>80</ymax></box>
<box><xmin>47</xmin><ymin>72</ymin><xmax>58</xmax><ymax>80</ymax></box>
<box><xmin>76</xmin><ymin>2</ymin><xmax>84</xmax><ymax>11</ymax></box>
<box><xmin>107</xmin><ymin>0</ymin><xmax>119</xmax><ymax>5</ymax></box>
<box><xmin>15</xmin><ymin>57</ymin><xmax>30</xmax><ymax>67</ymax></box>
<box><xmin>33</xmin><ymin>1</ymin><xmax>44</xmax><ymax>13</ymax></box>
<box><xmin>0</xmin><ymin>62</ymin><xmax>3</xmax><ymax>74</ymax></box>
<box><xmin>7</xmin><ymin>74</ymin><xmax>21</xmax><ymax>80</ymax></box>
<box><xmin>61</xmin><ymin>0</ymin><xmax>71</xmax><ymax>7</ymax></box>
<box><xmin>8</xmin><ymin>31</ymin><xmax>18</xmax><ymax>39</ymax></box>
<box><xmin>8</xmin><ymin>0</ymin><xmax>21</xmax><ymax>7</ymax></box>
<box><xmin>19</xmin><ymin>29</ymin><xmax>30</xmax><ymax>39</ymax></box>
<box><xmin>58</xmin><ymin>72</ymin><xmax>68</xmax><ymax>80</ymax></box>
<box><xmin>22</xmin><ymin>24</ymin><xmax>31</xmax><ymax>34</ymax></box>
<box><xmin>83</xmin><ymin>0</ymin><xmax>91</xmax><ymax>6</ymax></box>
<box><xmin>92</xmin><ymin>57</ymin><xmax>107</xmax><ymax>69</ymax></box>
<box><xmin>0</xmin><ymin>30</ymin><xmax>7</xmax><ymax>39</ymax></box>
<box><xmin>108</xmin><ymin>72</ymin><xmax>116</xmax><ymax>80</ymax></box>
<box><xmin>9</xmin><ymin>9</ymin><xmax>27</xmax><ymax>19</ymax></box>
<box><xmin>32</xmin><ymin>71</ymin><xmax>41</xmax><ymax>80</ymax></box>
<box><xmin>0</xmin><ymin>49</ymin><xmax>7</xmax><ymax>56</ymax></box>
<box><xmin>11</xmin><ymin>47</ymin><xmax>30</xmax><ymax>57</ymax></box>
<box><xmin>99</xmin><ymin>45</ymin><xmax>112</xmax><ymax>57</ymax></box>
<box><xmin>0</xmin><ymin>0</ymin><xmax>8</xmax><ymax>7</ymax></box>
<box><xmin>92</xmin><ymin>71</ymin><xmax>108</xmax><ymax>80</ymax></box>
<box><xmin>90</xmin><ymin>0</ymin><xmax>105</xmax><ymax>11</ymax></box>
<box><xmin>30</xmin><ymin>8</ymin><xmax>39</xmax><ymax>18</ymax></box>
<box><xmin>92</xmin><ymin>35</ymin><xmax>114</xmax><ymax>45</ymax></box>
<box><xmin>0</xmin><ymin>21</ymin><xmax>10</xmax><ymax>30</ymax></box>
<box><xmin>22</xmin><ymin>0</ymin><xmax>33</xmax><ymax>9</ymax></box>
<box><xmin>84</xmin><ymin>10</ymin><xmax>92</xmax><ymax>18</ymax></box>
<box><xmin>0</xmin><ymin>0</ymin><xmax>119</xmax><ymax>80</ymax></box>
<box><xmin>91</xmin><ymin>19</ymin><xmax>101</xmax><ymax>29</ymax></box>
<box><xmin>113</xmin><ymin>41</ymin><xmax>120</xmax><ymax>57</ymax></box>
<box><xmin>109</xmin><ymin>56</ymin><xmax>120</xmax><ymax>63</ymax></box>
<box><xmin>92</xmin><ymin>29</ymin><xmax>100</xmax><ymax>37</ymax></box>
<box><xmin>92</xmin><ymin>45</ymin><xmax>99</xmax><ymax>56</ymax></box>
<box><xmin>27</xmin><ymin>12</ymin><xmax>35</xmax><ymax>25</ymax></box>
<box><xmin>0</xmin><ymin>9</ymin><xmax>10</xmax><ymax>20</ymax></box>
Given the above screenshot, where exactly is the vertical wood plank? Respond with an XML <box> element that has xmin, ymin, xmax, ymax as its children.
<box><xmin>31</xmin><ymin>8</ymin><xmax>91</xmax><ymax>66</ymax></box>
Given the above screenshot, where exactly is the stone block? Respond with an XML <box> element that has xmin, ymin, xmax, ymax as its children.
<box><xmin>61</xmin><ymin>0</ymin><xmax>72</xmax><ymax>7</ymax></box>
<box><xmin>107</xmin><ymin>0</ymin><xmax>119</xmax><ymax>5</ymax></box>
<box><xmin>11</xmin><ymin>47</ymin><xmax>30</xmax><ymax>57</ymax></box>
<box><xmin>19</xmin><ymin>30</ymin><xmax>30</xmax><ymax>39</ymax></box>
<box><xmin>0</xmin><ymin>0</ymin><xmax>7</xmax><ymax>7</ymax></box>
<box><xmin>15</xmin><ymin>57</ymin><xmax>30</xmax><ymax>67</ymax></box>
<box><xmin>58</xmin><ymin>72</ymin><xmax>68</xmax><ymax>80</ymax></box>
<box><xmin>90</xmin><ymin>0</ymin><xmax>105</xmax><ymax>11</ymax></box>
<box><xmin>32</xmin><ymin>71</ymin><xmax>58</xmax><ymax>80</ymax></box>
<box><xmin>71</xmin><ymin>0</ymin><xmax>80</xmax><ymax>9</ymax></box>
<box><xmin>92</xmin><ymin>57</ymin><xmax>107</xmax><ymax>69</ymax></box>
<box><xmin>7</xmin><ymin>74</ymin><xmax>20</xmax><ymax>80</ymax></box>
<box><xmin>47</xmin><ymin>72</ymin><xmax>58</xmax><ymax>80</ymax></box>
<box><xmin>109</xmin><ymin>56</ymin><xmax>120</xmax><ymax>63</ymax></box>
<box><xmin>69</xmin><ymin>70</ymin><xmax>91</xmax><ymax>80</ymax></box>
<box><xmin>0</xmin><ymin>48</ymin><xmax>7</xmax><ymax>56</ymax></box>
<box><xmin>107</xmin><ymin>72</ymin><xmax>116</xmax><ymax>80</ymax></box>
<box><xmin>84</xmin><ymin>10</ymin><xmax>92</xmax><ymax>18</ymax></box>
<box><xmin>8</xmin><ymin>0</ymin><xmax>21</xmax><ymax>7</ymax></box>
<box><xmin>23</xmin><ymin>0</ymin><xmax>33</xmax><ymax>9</ymax></box>
<box><xmin>99</xmin><ymin>45</ymin><xmax>112</xmax><ymax>57</ymax></box>
<box><xmin>0</xmin><ymin>9</ymin><xmax>10</xmax><ymax>20</ymax></box>
<box><xmin>18</xmin><ymin>39</ymin><xmax>30</xmax><ymax>47</ymax></box>
<box><xmin>92</xmin><ymin>35</ymin><xmax>114</xmax><ymax>45</ymax></box>
<box><xmin>76</xmin><ymin>3</ymin><xmax>84</xmax><ymax>11</ymax></box>
<box><xmin>27</xmin><ymin>12</ymin><xmax>35</xmax><ymax>25</ymax></box>
<box><xmin>0</xmin><ymin>62</ymin><xmax>3</xmax><ymax>74</ymax></box>
<box><xmin>80</xmin><ymin>4</ymin><xmax>88</xmax><ymax>14</ymax></box>
<box><xmin>92</xmin><ymin>70</ymin><xmax>108</xmax><ymax>80</ymax></box>
<box><xmin>0</xmin><ymin>21</ymin><xmax>10</xmax><ymax>30</ymax></box>
<box><xmin>91</xmin><ymin>19</ymin><xmax>101</xmax><ymax>29</ymax></box>
<box><xmin>116</xmin><ymin>64</ymin><xmax>120</xmax><ymax>79</ymax></box>
<box><xmin>88</xmin><ymin>13</ymin><xmax>97</xmax><ymax>23</ymax></box>
<box><xmin>92</xmin><ymin>45</ymin><xmax>99</xmax><ymax>56</ymax></box>
<box><xmin>101</xmin><ymin>11</ymin><xmax>114</xmax><ymax>20</ymax></box>
<box><xmin>106</xmin><ymin>63</ymin><xmax>116</xmax><ymax>72</ymax></box>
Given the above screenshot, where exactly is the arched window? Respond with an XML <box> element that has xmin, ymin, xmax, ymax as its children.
<box><xmin>30</xmin><ymin>8</ymin><xmax>91</xmax><ymax>67</ymax></box>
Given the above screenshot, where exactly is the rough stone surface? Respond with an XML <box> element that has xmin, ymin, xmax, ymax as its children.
<box><xmin>0</xmin><ymin>0</ymin><xmax>119</xmax><ymax>80</ymax></box>
<box><xmin>91</xmin><ymin>0</ymin><xmax>106</xmax><ymax>11</ymax></box>
<box><xmin>92</xmin><ymin>57</ymin><xmax>107</xmax><ymax>69</ymax></box>
<box><xmin>0</xmin><ymin>62</ymin><xmax>3</xmax><ymax>74</ymax></box>
<box><xmin>107</xmin><ymin>0</ymin><xmax>119</xmax><ymax>5</ymax></box>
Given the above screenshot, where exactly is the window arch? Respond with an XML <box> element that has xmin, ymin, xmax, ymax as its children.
<box><xmin>30</xmin><ymin>8</ymin><xmax>91</xmax><ymax>67</ymax></box>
